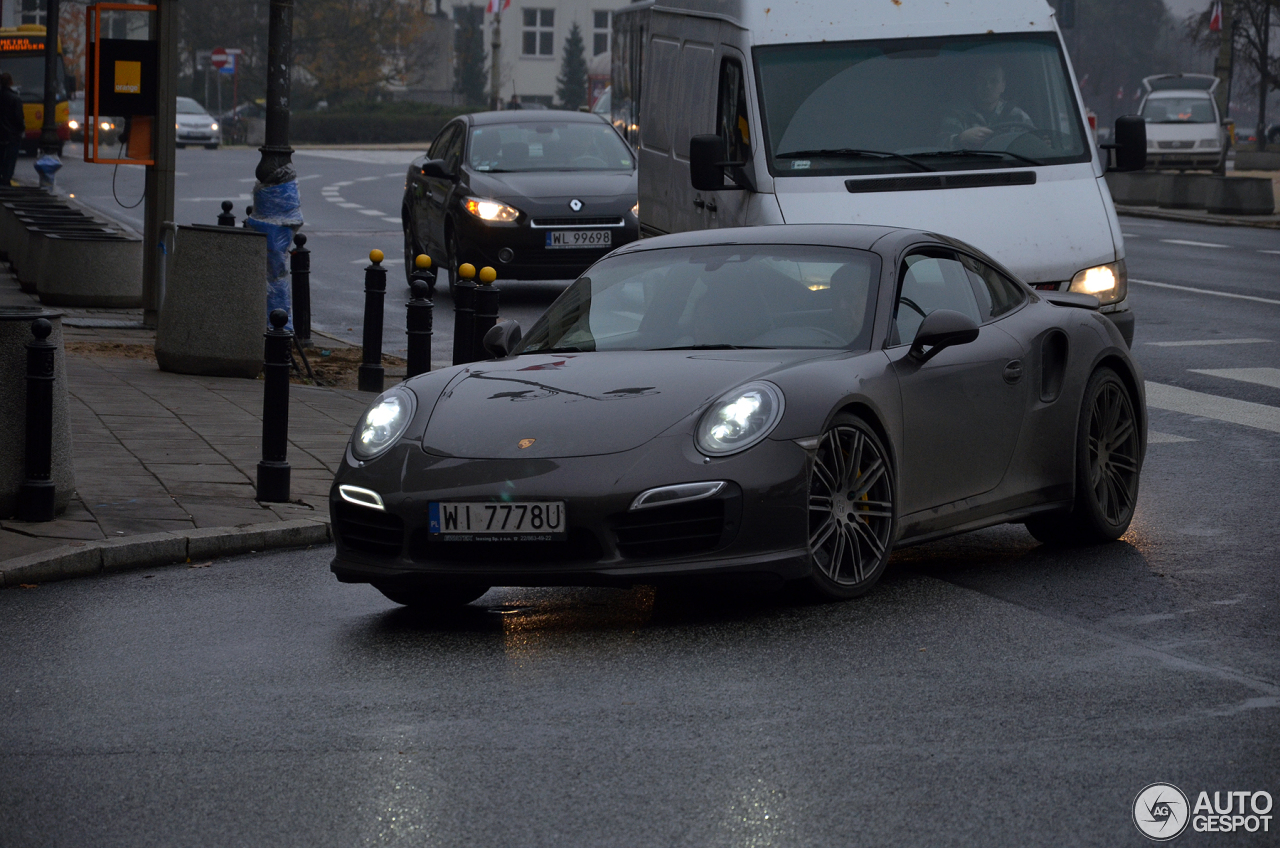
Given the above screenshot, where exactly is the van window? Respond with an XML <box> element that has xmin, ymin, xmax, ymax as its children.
<box><xmin>717</xmin><ymin>58</ymin><xmax>752</xmax><ymax>165</ymax></box>
<box><xmin>755</xmin><ymin>33</ymin><xmax>1090</xmax><ymax>176</ymax></box>
<box><xmin>1140</xmin><ymin>96</ymin><xmax>1217</xmax><ymax>124</ymax></box>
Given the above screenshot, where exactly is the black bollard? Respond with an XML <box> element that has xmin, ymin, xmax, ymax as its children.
<box><xmin>291</xmin><ymin>232</ymin><xmax>312</xmax><ymax>347</ymax></box>
<box><xmin>472</xmin><ymin>266</ymin><xmax>500</xmax><ymax>362</ymax></box>
<box><xmin>410</xmin><ymin>253</ymin><xmax>436</xmax><ymax>294</ymax></box>
<box><xmin>451</xmin><ymin>263</ymin><xmax>477</xmax><ymax>366</ymax></box>
<box><xmin>242</xmin><ymin>206</ymin><xmax>253</xmax><ymax>228</ymax></box>
<box><xmin>406</xmin><ymin>278</ymin><xmax>433</xmax><ymax>378</ymax></box>
<box><xmin>18</xmin><ymin>318</ymin><xmax>56</xmax><ymax>522</ymax></box>
<box><xmin>359</xmin><ymin>249</ymin><xmax>387</xmax><ymax>393</ymax></box>
<box><xmin>217</xmin><ymin>200</ymin><xmax>236</xmax><ymax>226</ymax></box>
<box><xmin>257</xmin><ymin>308</ymin><xmax>292</xmax><ymax>503</ymax></box>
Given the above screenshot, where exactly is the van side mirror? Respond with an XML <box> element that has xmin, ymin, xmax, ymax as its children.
<box><xmin>483</xmin><ymin>319</ymin><xmax>523</xmax><ymax>359</ymax></box>
<box><xmin>908</xmin><ymin>309</ymin><xmax>980</xmax><ymax>363</ymax></box>
<box><xmin>1108</xmin><ymin>116</ymin><xmax>1147</xmax><ymax>172</ymax></box>
<box><xmin>689</xmin><ymin>135</ymin><xmax>725</xmax><ymax>191</ymax></box>
<box><xmin>421</xmin><ymin>159</ymin><xmax>454</xmax><ymax>180</ymax></box>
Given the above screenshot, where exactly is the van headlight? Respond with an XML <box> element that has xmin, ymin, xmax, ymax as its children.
<box><xmin>351</xmin><ymin>388</ymin><xmax>415</xmax><ymax>460</ymax></box>
<box><xmin>695</xmin><ymin>382</ymin><xmax>785</xmax><ymax>456</ymax></box>
<box><xmin>1069</xmin><ymin>259</ymin><xmax>1127</xmax><ymax>305</ymax></box>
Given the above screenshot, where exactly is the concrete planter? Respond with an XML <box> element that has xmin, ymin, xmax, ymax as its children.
<box><xmin>0</xmin><ymin>308</ymin><xmax>75</xmax><ymax>519</ymax></box>
<box><xmin>0</xmin><ymin>199</ymin><xmax>75</xmax><ymax>264</ymax></box>
<box><xmin>1206</xmin><ymin>177</ymin><xmax>1276</xmax><ymax>215</ymax></box>
<box><xmin>1233</xmin><ymin>150</ymin><xmax>1280</xmax><ymax>171</ymax></box>
<box><xmin>155</xmin><ymin>225</ymin><xmax>268</xmax><ymax>378</ymax></box>
<box><xmin>1156</xmin><ymin>174</ymin><xmax>1217</xmax><ymax>209</ymax></box>
<box><xmin>1104</xmin><ymin>171</ymin><xmax>1163</xmax><ymax>206</ymax></box>
<box><xmin>33</xmin><ymin>232</ymin><xmax>144</xmax><ymax>308</ymax></box>
<box><xmin>14</xmin><ymin>224</ymin><xmax>119</xmax><ymax>290</ymax></box>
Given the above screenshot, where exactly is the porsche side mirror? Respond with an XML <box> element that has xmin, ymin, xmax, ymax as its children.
<box><xmin>1104</xmin><ymin>116</ymin><xmax>1147</xmax><ymax>172</ymax></box>
<box><xmin>689</xmin><ymin>134</ymin><xmax>726</xmax><ymax>191</ymax></box>
<box><xmin>483</xmin><ymin>319</ymin><xmax>523</xmax><ymax>359</ymax></box>
<box><xmin>421</xmin><ymin>159</ymin><xmax>454</xmax><ymax>180</ymax></box>
<box><xmin>908</xmin><ymin>310</ymin><xmax>980</xmax><ymax>363</ymax></box>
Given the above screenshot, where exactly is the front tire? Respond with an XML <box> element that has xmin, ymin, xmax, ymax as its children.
<box><xmin>374</xmin><ymin>582</ymin><xmax>490</xmax><ymax>609</ymax></box>
<box><xmin>1026</xmin><ymin>367</ymin><xmax>1142</xmax><ymax>545</ymax></box>
<box><xmin>805</xmin><ymin>414</ymin><xmax>896</xmax><ymax>599</ymax></box>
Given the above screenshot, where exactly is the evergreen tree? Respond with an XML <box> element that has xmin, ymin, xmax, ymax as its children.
<box><xmin>556</xmin><ymin>22</ymin><xmax>588</xmax><ymax>110</ymax></box>
<box><xmin>454</xmin><ymin>5</ymin><xmax>488</xmax><ymax>107</ymax></box>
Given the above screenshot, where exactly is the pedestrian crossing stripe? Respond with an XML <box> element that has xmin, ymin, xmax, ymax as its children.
<box><xmin>1189</xmin><ymin>368</ymin><xmax>1280</xmax><ymax>391</ymax></box>
<box><xmin>1145</xmin><ymin>382</ymin><xmax>1280</xmax><ymax>435</ymax></box>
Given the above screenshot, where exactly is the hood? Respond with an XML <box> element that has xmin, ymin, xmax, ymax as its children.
<box><xmin>774</xmin><ymin>165</ymin><xmax>1118</xmax><ymax>284</ymax></box>
<box><xmin>467</xmin><ymin>169</ymin><xmax>636</xmax><ymax>202</ymax></box>
<box><xmin>421</xmin><ymin>350</ymin><xmax>821</xmax><ymax>459</ymax></box>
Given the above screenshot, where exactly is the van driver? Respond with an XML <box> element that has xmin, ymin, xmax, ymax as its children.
<box><xmin>939</xmin><ymin>60</ymin><xmax>1034</xmax><ymax>149</ymax></box>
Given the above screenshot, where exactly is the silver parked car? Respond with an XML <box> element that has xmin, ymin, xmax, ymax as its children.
<box><xmin>1139</xmin><ymin>75</ymin><xmax>1228</xmax><ymax>171</ymax></box>
<box><xmin>175</xmin><ymin>97</ymin><xmax>222</xmax><ymax>150</ymax></box>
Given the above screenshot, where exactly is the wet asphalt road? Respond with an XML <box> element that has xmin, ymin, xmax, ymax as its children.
<box><xmin>6</xmin><ymin>156</ymin><xmax>1280</xmax><ymax>845</ymax></box>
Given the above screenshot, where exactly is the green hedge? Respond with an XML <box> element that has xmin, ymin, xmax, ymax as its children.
<box><xmin>291</xmin><ymin>105</ymin><xmax>478</xmax><ymax>145</ymax></box>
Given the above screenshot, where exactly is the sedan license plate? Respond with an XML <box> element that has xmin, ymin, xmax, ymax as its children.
<box><xmin>545</xmin><ymin>229</ymin><xmax>611</xmax><ymax>249</ymax></box>
<box><xmin>428</xmin><ymin>501</ymin><xmax>567</xmax><ymax>541</ymax></box>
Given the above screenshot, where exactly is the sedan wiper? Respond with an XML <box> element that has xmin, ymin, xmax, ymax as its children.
<box><xmin>775</xmin><ymin>148</ymin><xmax>935</xmax><ymax>172</ymax></box>
<box><xmin>912</xmin><ymin>148</ymin><xmax>1044</xmax><ymax>166</ymax></box>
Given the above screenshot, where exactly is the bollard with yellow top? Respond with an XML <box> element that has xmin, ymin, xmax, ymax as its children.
<box><xmin>406</xmin><ymin>258</ymin><xmax>434</xmax><ymax>379</ymax></box>
<box><xmin>411</xmin><ymin>252</ymin><xmax>436</xmax><ymax>294</ymax></box>
<box><xmin>452</xmin><ymin>262</ymin><xmax>478</xmax><ymax>366</ymax></box>
<box><xmin>472</xmin><ymin>266</ymin><xmax>501</xmax><ymax>362</ymax></box>
<box><xmin>359</xmin><ymin>249</ymin><xmax>387</xmax><ymax>393</ymax></box>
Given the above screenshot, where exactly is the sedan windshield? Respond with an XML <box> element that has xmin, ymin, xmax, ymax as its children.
<box><xmin>1141</xmin><ymin>96</ymin><xmax>1216</xmax><ymax>123</ymax></box>
<box><xmin>176</xmin><ymin>97</ymin><xmax>207</xmax><ymax>115</ymax></box>
<box><xmin>519</xmin><ymin>245</ymin><xmax>880</xmax><ymax>353</ymax></box>
<box><xmin>468</xmin><ymin>122</ymin><xmax>634</xmax><ymax>172</ymax></box>
<box><xmin>756</xmin><ymin>33</ymin><xmax>1089</xmax><ymax>176</ymax></box>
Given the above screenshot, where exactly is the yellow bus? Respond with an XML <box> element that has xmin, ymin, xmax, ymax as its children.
<box><xmin>0</xmin><ymin>25</ymin><xmax>71</xmax><ymax>154</ymax></box>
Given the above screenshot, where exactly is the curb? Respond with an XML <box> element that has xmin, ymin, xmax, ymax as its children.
<box><xmin>1116</xmin><ymin>205</ymin><xmax>1280</xmax><ymax>229</ymax></box>
<box><xmin>0</xmin><ymin>518</ymin><xmax>331</xmax><ymax>587</ymax></box>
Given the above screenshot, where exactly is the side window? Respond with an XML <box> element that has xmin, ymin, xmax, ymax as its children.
<box><xmin>716</xmin><ymin>58</ymin><xmax>752</xmax><ymax>165</ymax></box>
<box><xmin>428</xmin><ymin>123</ymin><xmax>458</xmax><ymax>162</ymax></box>
<box><xmin>441</xmin><ymin>127</ymin><xmax>466</xmax><ymax>174</ymax></box>
<box><xmin>959</xmin><ymin>255</ymin><xmax>1027</xmax><ymax>322</ymax></box>
<box><xmin>892</xmin><ymin>252</ymin><xmax>982</xmax><ymax>346</ymax></box>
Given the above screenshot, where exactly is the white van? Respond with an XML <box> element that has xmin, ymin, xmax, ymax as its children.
<box><xmin>612</xmin><ymin>0</ymin><xmax>1146</xmax><ymax>344</ymax></box>
<box><xmin>1138</xmin><ymin>74</ymin><xmax>1228</xmax><ymax>172</ymax></box>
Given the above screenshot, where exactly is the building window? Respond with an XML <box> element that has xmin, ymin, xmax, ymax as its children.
<box><xmin>522</xmin><ymin>8</ymin><xmax>554</xmax><ymax>57</ymax></box>
<box><xmin>593</xmin><ymin>10</ymin><xmax>610</xmax><ymax>56</ymax></box>
<box><xmin>20</xmin><ymin>0</ymin><xmax>47</xmax><ymax>25</ymax></box>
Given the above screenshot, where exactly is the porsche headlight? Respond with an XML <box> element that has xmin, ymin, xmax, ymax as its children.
<box><xmin>463</xmin><ymin>197</ymin><xmax>521</xmax><ymax>223</ymax></box>
<box><xmin>1069</xmin><ymin>259</ymin><xmax>1127</xmax><ymax>305</ymax></box>
<box><xmin>695</xmin><ymin>382</ymin><xmax>785</xmax><ymax>457</ymax></box>
<box><xmin>351</xmin><ymin>389</ymin><xmax>414</xmax><ymax>460</ymax></box>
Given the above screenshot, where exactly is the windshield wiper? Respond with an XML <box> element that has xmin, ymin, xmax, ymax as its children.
<box><xmin>775</xmin><ymin>148</ymin><xmax>935</xmax><ymax>172</ymax></box>
<box><xmin>651</xmin><ymin>344</ymin><xmax>768</xmax><ymax>351</ymax></box>
<box><xmin>912</xmin><ymin>148</ymin><xmax>1044</xmax><ymax>166</ymax></box>
<box><xmin>535</xmin><ymin>345</ymin><xmax>591</xmax><ymax>353</ymax></box>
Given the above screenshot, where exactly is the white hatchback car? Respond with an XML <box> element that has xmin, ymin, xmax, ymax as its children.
<box><xmin>1138</xmin><ymin>74</ymin><xmax>1227</xmax><ymax>171</ymax></box>
<box><xmin>175</xmin><ymin>96</ymin><xmax>222</xmax><ymax>150</ymax></box>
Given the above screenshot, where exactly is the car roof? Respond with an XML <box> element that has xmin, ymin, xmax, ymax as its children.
<box><xmin>466</xmin><ymin>110</ymin><xmax>609</xmax><ymax>127</ymax></box>
<box><xmin>612</xmin><ymin>224</ymin><xmax>931</xmax><ymax>254</ymax></box>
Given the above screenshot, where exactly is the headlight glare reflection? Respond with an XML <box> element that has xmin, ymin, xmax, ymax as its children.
<box><xmin>352</xmin><ymin>390</ymin><xmax>414</xmax><ymax>460</ymax></box>
<box><xmin>696</xmin><ymin>382</ymin><xmax>784</xmax><ymax>456</ymax></box>
<box><xmin>464</xmin><ymin>197</ymin><xmax>521</xmax><ymax>222</ymax></box>
<box><xmin>1069</xmin><ymin>259</ymin><xmax>1127</xmax><ymax>305</ymax></box>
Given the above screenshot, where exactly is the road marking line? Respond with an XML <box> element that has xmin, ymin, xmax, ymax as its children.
<box><xmin>352</xmin><ymin>257</ymin><xmax>404</xmax><ymax>265</ymax></box>
<box><xmin>1148</xmin><ymin>431</ymin><xmax>1196</xmax><ymax>444</ymax></box>
<box><xmin>1145</xmin><ymin>381</ymin><xmax>1280</xmax><ymax>434</ymax></box>
<box><xmin>325</xmin><ymin>196</ymin><xmax>344</xmax><ymax>202</ymax></box>
<box><xmin>359</xmin><ymin>209</ymin><xmax>388</xmax><ymax>216</ymax></box>
<box><xmin>338</xmin><ymin>202</ymin><xmax>362</xmax><ymax>208</ymax></box>
<box><xmin>1260</xmin><ymin>250</ymin><xmax>1280</xmax><ymax>256</ymax></box>
<box><xmin>321</xmin><ymin>187</ymin><xmax>340</xmax><ymax>194</ymax></box>
<box><xmin>385</xmin><ymin>172</ymin><xmax>402</xmax><ymax>177</ymax></box>
<box><xmin>178</xmin><ymin>194</ymin><xmax>252</xmax><ymax>203</ymax></box>
<box><xmin>1159</xmin><ymin>238</ymin><xmax>1229</xmax><ymax>248</ymax></box>
<box><xmin>357</xmin><ymin>176</ymin><xmax>381</xmax><ymax>181</ymax></box>
<box><xmin>1146</xmin><ymin>338</ymin><xmax>1271</xmax><ymax>347</ymax></box>
<box><xmin>382</xmin><ymin>217</ymin><xmax>401</xmax><ymax>224</ymax></box>
<box><xmin>1121</xmin><ymin>232</ymin><xmax>1140</xmax><ymax>238</ymax></box>
<box><xmin>1130</xmin><ymin>279</ymin><xmax>1280</xmax><ymax>307</ymax></box>
<box><xmin>333</xmin><ymin>180</ymin><xmax>354</xmax><ymax>186</ymax></box>
<box><xmin>1190</xmin><ymin>367</ymin><xmax>1280</xmax><ymax>391</ymax></box>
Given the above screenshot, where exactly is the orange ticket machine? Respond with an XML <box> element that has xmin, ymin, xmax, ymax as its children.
<box><xmin>83</xmin><ymin>3</ymin><xmax>157</xmax><ymax>164</ymax></box>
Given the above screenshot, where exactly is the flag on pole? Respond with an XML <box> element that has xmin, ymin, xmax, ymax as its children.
<box><xmin>486</xmin><ymin>0</ymin><xmax>510</xmax><ymax>14</ymax></box>
<box><xmin>1209</xmin><ymin>0</ymin><xmax>1222</xmax><ymax>32</ymax></box>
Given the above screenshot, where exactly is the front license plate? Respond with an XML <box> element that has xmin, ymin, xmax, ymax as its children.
<box><xmin>428</xmin><ymin>501</ymin><xmax>567</xmax><ymax>541</ymax></box>
<box><xmin>545</xmin><ymin>229</ymin><xmax>611</xmax><ymax>249</ymax></box>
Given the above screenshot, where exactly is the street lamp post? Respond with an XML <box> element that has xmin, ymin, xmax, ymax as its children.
<box><xmin>39</xmin><ymin>0</ymin><xmax>61</xmax><ymax>157</ymax></box>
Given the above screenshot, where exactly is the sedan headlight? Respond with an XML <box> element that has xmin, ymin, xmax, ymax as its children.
<box><xmin>67</xmin><ymin>119</ymin><xmax>80</xmax><ymax>131</ymax></box>
<box><xmin>1068</xmin><ymin>259</ymin><xmax>1127</xmax><ymax>306</ymax></box>
<box><xmin>695</xmin><ymin>382</ymin><xmax>785</xmax><ymax>457</ymax></box>
<box><xmin>463</xmin><ymin>197</ymin><xmax>521</xmax><ymax>223</ymax></box>
<box><xmin>351</xmin><ymin>388</ymin><xmax>415</xmax><ymax>460</ymax></box>
<box><xmin>210</xmin><ymin>122</ymin><xmax>219</xmax><ymax>131</ymax></box>
<box><xmin>630</xmin><ymin>201</ymin><xmax>640</xmax><ymax>218</ymax></box>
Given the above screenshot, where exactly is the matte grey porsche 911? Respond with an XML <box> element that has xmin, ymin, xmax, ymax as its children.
<box><xmin>330</xmin><ymin>224</ymin><xmax>1146</xmax><ymax>608</ymax></box>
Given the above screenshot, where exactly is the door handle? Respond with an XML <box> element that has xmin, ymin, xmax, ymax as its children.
<box><xmin>1003</xmin><ymin>359</ymin><xmax>1024</xmax><ymax>384</ymax></box>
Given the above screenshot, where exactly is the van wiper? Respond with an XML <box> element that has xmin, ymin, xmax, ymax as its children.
<box><xmin>537</xmin><ymin>345</ymin><xmax>591</xmax><ymax>353</ymax></box>
<box><xmin>775</xmin><ymin>148</ymin><xmax>935</xmax><ymax>172</ymax></box>
<box><xmin>913</xmin><ymin>148</ymin><xmax>1044</xmax><ymax>166</ymax></box>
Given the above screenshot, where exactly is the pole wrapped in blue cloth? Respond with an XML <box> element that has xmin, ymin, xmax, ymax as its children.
<box><xmin>246</xmin><ymin>180</ymin><xmax>303</xmax><ymax>329</ymax></box>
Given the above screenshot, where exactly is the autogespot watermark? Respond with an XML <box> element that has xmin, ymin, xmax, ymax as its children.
<box><xmin>1133</xmin><ymin>783</ymin><xmax>1274</xmax><ymax>841</ymax></box>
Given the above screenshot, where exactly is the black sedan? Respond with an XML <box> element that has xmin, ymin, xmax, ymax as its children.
<box><xmin>331</xmin><ymin>225</ymin><xmax>1147</xmax><ymax>608</ymax></box>
<box><xmin>402</xmin><ymin>110</ymin><xmax>639</xmax><ymax>288</ymax></box>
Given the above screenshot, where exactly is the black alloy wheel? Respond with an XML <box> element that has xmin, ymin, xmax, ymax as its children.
<box><xmin>373</xmin><ymin>582</ymin><xmax>490</xmax><ymax>610</ymax></box>
<box><xmin>807</xmin><ymin>414</ymin><xmax>896</xmax><ymax>599</ymax></box>
<box><xmin>1026</xmin><ymin>367</ymin><xmax>1142</xmax><ymax>545</ymax></box>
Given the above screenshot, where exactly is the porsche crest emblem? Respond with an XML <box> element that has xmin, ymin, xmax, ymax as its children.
<box><xmin>518</xmin><ymin>438</ymin><xmax>536</xmax><ymax>449</ymax></box>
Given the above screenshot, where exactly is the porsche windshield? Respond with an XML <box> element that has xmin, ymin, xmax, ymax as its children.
<box><xmin>755</xmin><ymin>33</ymin><xmax>1090</xmax><ymax>176</ymax></box>
<box><xmin>519</xmin><ymin>245</ymin><xmax>880</xmax><ymax>353</ymax></box>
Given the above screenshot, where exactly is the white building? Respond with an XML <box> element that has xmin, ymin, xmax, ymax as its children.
<box><xmin>471</xmin><ymin>0</ymin><xmax>631</xmax><ymax>106</ymax></box>
<box><xmin>0</xmin><ymin>1</ymin><xmax>47</xmax><ymax>28</ymax></box>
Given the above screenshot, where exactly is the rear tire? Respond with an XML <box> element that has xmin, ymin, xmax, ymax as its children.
<box><xmin>1026</xmin><ymin>367</ymin><xmax>1142</xmax><ymax>545</ymax></box>
<box><xmin>374</xmin><ymin>582</ymin><xmax>490</xmax><ymax>609</ymax></box>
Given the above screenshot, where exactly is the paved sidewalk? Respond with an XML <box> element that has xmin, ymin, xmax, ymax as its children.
<box><xmin>1</xmin><ymin>279</ymin><xmax>374</xmax><ymax>587</ymax></box>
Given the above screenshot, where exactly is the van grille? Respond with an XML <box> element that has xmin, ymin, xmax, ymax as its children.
<box><xmin>333</xmin><ymin>502</ymin><xmax>404</xmax><ymax>558</ymax></box>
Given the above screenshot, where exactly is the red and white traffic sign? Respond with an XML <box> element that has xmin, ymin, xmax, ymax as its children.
<box><xmin>210</xmin><ymin>48</ymin><xmax>229</xmax><ymax>69</ymax></box>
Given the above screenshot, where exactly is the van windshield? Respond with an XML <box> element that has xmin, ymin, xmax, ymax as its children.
<box><xmin>755</xmin><ymin>33</ymin><xmax>1090</xmax><ymax>176</ymax></box>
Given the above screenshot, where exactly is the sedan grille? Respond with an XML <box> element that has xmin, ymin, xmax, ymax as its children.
<box><xmin>611</xmin><ymin>501</ymin><xmax>727</xmax><ymax>559</ymax></box>
<box><xmin>529</xmin><ymin>216</ymin><xmax>624</xmax><ymax>228</ymax></box>
<box><xmin>333</xmin><ymin>502</ymin><xmax>404</xmax><ymax>558</ymax></box>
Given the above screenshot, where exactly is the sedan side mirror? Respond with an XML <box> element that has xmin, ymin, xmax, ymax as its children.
<box><xmin>483</xmin><ymin>319</ymin><xmax>523</xmax><ymax>359</ymax></box>
<box><xmin>1105</xmin><ymin>116</ymin><xmax>1147</xmax><ymax>172</ymax></box>
<box><xmin>421</xmin><ymin>159</ymin><xmax>455</xmax><ymax>180</ymax></box>
<box><xmin>908</xmin><ymin>309</ymin><xmax>980</xmax><ymax>363</ymax></box>
<box><xmin>689</xmin><ymin>135</ymin><xmax>725</xmax><ymax>191</ymax></box>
